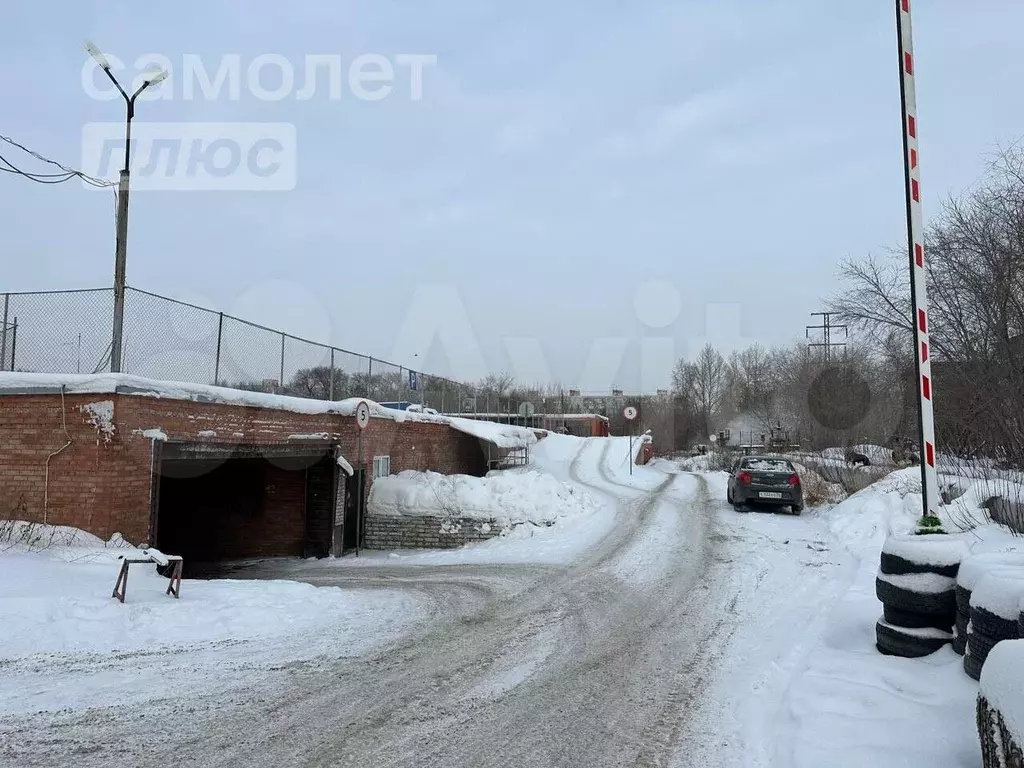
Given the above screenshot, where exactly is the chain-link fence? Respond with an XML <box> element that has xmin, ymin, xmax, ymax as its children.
<box><xmin>0</xmin><ymin>286</ymin><xmax>481</xmax><ymax>408</ymax></box>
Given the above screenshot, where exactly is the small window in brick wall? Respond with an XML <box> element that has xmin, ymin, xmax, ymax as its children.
<box><xmin>372</xmin><ymin>455</ymin><xmax>391</xmax><ymax>479</ymax></box>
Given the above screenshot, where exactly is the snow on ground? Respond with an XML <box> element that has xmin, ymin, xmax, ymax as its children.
<box><xmin>335</xmin><ymin>434</ymin><xmax>657</xmax><ymax>568</ymax></box>
<box><xmin>679</xmin><ymin>463</ymin><xmax>1024</xmax><ymax>767</ymax></box>
<box><xmin>0</xmin><ymin>528</ymin><xmax>425</xmax><ymax>716</ymax></box>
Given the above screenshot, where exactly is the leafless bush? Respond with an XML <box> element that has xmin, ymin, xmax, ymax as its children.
<box><xmin>0</xmin><ymin>517</ymin><xmax>82</xmax><ymax>552</ymax></box>
<box><xmin>430</xmin><ymin>474</ymin><xmax>463</xmax><ymax>520</ymax></box>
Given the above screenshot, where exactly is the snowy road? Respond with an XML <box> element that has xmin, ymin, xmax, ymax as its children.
<box><xmin>1</xmin><ymin>442</ymin><xmax>850</xmax><ymax>767</ymax></box>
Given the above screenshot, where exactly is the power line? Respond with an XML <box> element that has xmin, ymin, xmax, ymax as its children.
<box><xmin>0</xmin><ymin>134</ymin><xmax>112</xmax><ymax>188</ymax></box>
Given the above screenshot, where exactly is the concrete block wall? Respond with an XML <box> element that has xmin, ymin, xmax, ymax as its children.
<box><xmin>364</xmin><ymin>514</ymin><xmax>504</xmax><ymax>550</ymax></box>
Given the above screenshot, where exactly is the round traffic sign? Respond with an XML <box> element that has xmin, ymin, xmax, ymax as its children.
<box><xmin>709</xmin><ymin>433</ymin><xmax>718</xmax><ymax>443</ymax></box>
<box><xmin>623</xmin><ymin>406</ymin><xmax>638</xmax><ymax>421</ymax></box>
<box><xmin>355</xmin><ymin>400</ymin><xmax>371</xmax><ymax>430</ymax></box>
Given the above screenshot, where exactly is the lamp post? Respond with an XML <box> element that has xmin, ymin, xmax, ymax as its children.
<box><xmin>84</xmin><ymin>41</ymin><xmax>168</xmax><ymax>374</ymax></box>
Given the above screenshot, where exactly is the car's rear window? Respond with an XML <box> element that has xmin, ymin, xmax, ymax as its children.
<box><xmin>742</xmin><ymin>458</ymin><xmax>792</xmax><ymax>472</ymax></box>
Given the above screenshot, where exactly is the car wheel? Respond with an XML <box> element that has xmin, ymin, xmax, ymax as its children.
<box><xmin>733</xmin><ymin>502</ymin><xmax>748</xmax><ymax>513</ymax></box>
<box><xmin>791</xmin><ymin>504</ymin><xmax>804</xmax><ymax>514</ymax></box>
<box><xmin>727</xmin><ymin>488</ymin><xmax>733</xmax><ymax>504</ymax></box>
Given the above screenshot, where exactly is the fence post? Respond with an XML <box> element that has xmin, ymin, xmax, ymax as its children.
<box><xmin>9</xmin><ymin>318</ymin><xmax>16</xmax><ymax>372</ymax></box>
<box><xmin>367</xmin><ymin>356</ymin><xmax>374</xmax><ymax>400</ymax></box>
<box><xmin>0</xmin><ymin>293</ymin><xmax>8</xmax><ymax>371</ymax></box>
<box><xmin>279</xmin><ymin>333</ymin><xmax>286</xmax><ymax>392</ymax></box>
<box><xmin>214</xmin><ymin>312</ymin><xmax>224</xmax><ymax>385</ymax></box>
<box><xmin>329</xmin><ymin>349</ymin><xmax>336</xmax><ymax>401</ymax></box>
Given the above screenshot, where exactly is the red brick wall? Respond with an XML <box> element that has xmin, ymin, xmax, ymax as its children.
<box><xmin>0</xmin><ymin>392</ymin><xmax>487</xmax><ymax>545</ymax></box>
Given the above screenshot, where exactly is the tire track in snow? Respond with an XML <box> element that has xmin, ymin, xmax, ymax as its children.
<box><xmin>3</xmin><ymin>441</ymin><xmax>727</xmax><ymax>768</ymax></box>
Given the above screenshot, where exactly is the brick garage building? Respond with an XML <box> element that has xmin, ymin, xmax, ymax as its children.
<box><xmin>0</xmin><ymin>374</ymin><xmax>523</xmax><ymax>569</ymax></box>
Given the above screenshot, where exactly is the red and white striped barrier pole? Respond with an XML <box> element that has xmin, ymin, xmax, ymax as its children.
<box><xmin>895</xmin><ymin>0</ymin><xmax>940</xmax><ymax>520</ymax></box>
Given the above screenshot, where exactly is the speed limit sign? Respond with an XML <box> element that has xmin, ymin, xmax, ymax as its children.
<box><xmin>355</xmin><ymin>400</ymin><xmax>371</xmax><ymax>430</ymax></box>
<box><xmin>623</xmin><ymin>406</ymin><xmax>638</xmax><ymax>421</ymax></box>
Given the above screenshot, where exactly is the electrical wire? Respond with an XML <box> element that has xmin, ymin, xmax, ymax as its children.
<box><xmin>0</xmin><ymin>134</ymin><xmax>113</xmax><ymax>188</ymax></box>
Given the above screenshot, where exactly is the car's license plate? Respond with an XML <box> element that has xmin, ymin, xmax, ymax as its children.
<box><xmin>759</xmin><ymin>491</ymin><xmax>783</xmax><ymax>499</ymax></box>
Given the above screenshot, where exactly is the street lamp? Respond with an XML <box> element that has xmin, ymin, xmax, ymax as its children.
<box><xmin>84</xmin><ymin>40</ymin><xmax>168</xmax><ymax>374</ymax></box>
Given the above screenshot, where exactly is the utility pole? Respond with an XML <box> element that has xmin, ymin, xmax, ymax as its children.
<box><xmin>806</xmin><ymin>311</ymin><xmax>848</xmax><ymax>363</ymax></box>
<box><xmin>84</xmin><ymin>41</ymin><xmax>168</xmax><ymax>374</ymax></box>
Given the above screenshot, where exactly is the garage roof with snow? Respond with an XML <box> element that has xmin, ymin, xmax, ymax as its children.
<box><xmin>446</xmin><ymin>416</ymin><xmax>538</xmax><ymax>449</ymax></box>
<box><xmin>0</xmin><ymin>372</ymin><xmax>538</xmax><ymax>447</ymax></box>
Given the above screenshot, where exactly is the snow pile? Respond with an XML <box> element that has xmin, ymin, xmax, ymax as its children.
<box><xmin>971</xmin><ymin>571</ymin><xmax>1024</xmax><ymax>620</ymax></box>
<box><xmin>339</xmin><ymin>435</ymin><xmax>621</xmax><ymax>565</ymax></box>
<box><xmin>812</xmin><ymin>469</ymin><xmax>924</xmax><ymax>556</ymax></box>
<box><xmin>367</xmin><ymin>469</ymin><xmax>599</xmax><ymax>527</ymax></box>
<box><xmin>981</xmin><ymin>640</ymin><xmax>1024</xmax><ymax>745</ymax></box>
<box><xmin>677</xmin><ymin>453</ymin><xmax>713</xmax><ymax>472</ymax></box>
<box><xmin>873</xmin><ymin>466</ymin><xmax>923</xmax><ymax>495</ymax></box>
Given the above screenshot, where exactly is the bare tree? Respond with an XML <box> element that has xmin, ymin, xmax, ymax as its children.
<box><xmin>287</xmin><ymin>365</ymin><xmax>348</xmax><ymax>400</ymax></box>
<box><xmin>673</xmin><ymin>343</ymin><xmax>730</xmax><ymax>436</ymax></box>
<box><xmin>728</xmin><ymin>344</ymin><xmax>782</xmax><ymax>430</ymax></box>
<box><xmin>827</xmin><ymin>145</ymin><xmax>1024</xmax><ymax>466</ymax></box>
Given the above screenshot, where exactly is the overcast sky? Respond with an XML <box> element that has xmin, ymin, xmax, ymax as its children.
<box><xmin>1</xmin><ymin>1</ymin><xmax>1022</xmax><ymax>391</ymax></box>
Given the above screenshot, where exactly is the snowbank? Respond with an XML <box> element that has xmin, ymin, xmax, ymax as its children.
<box><xmin>811</xmin><ymin>468</ymin><xmax>924</xmax><ymax>557</ymax></box>
<box><xmin>981</xmin><ymin>640</ymin><xmax>1024</xmax><ymax>746</ymax></box>
<box><xmin>367</xmin><ymin>469</ymin><xmax>599</xmax><ymax>527</ymax></box>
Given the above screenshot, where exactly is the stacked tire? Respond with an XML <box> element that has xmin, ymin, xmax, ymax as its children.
<box><xmin>875</xmin><ymin>535</ymin><xmax>967</xmax><ymax>657</ymax></box>
<box><xmin>976</xmin><ymin>639</ymin><xmax>1024</xmax><ymax>768</ymax></box>
<box><xmin>964</xmin><ymin>571</ymin><xmax>1024</xmax><ymax>681</ymax></box>
<box><xmin>954</xmin><ymin>553</ymin><xmax>1024</xmax><ymax>658</ymax></box>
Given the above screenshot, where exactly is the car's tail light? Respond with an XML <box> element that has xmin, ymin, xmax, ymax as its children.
<box><xmin>788</xmin><ymin>473</ymin><xmax>801</xmax><ymax>486</ymax></box>
<box><xmin>738</xmin><ymin>472</ymin><xmax>752</xmax><ymax>485</ymax></box>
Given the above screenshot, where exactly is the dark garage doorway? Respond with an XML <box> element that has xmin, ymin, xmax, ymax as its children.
<box><xmin>154</xmin><ymin>444</ymin><xmax>338</xmax><ymax>574</ymax></box>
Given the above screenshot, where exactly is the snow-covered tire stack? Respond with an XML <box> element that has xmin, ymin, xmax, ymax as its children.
<box><xmin>965</xmin><ymin>572</ymin><xmax>1024</xmax><ymax>681</ymax></box>
<box><xmin>874</xmin><ymin>535</ymin><xmax>967</xmax><ymax>658</ymax></box>
<box><xmin>955</xmin><ymin>553</ymin><xmax>1024</xmax><ymax>658</ymax></box>
<box><xmin>977</xmin><ymin>639</ymin><xmax>1024</xmax><ymax>768</ymax></box>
